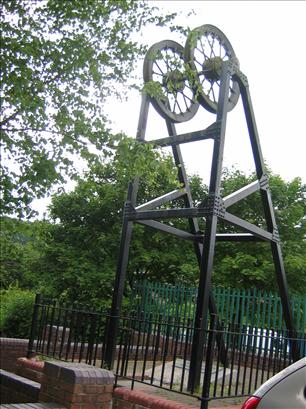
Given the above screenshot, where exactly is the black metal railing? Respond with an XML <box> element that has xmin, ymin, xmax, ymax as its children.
<box><xmin>113</xmin><ymin>313</ymin><xmax>305</xmax><ymax>407</ymax></box>
<box><xmin>27</xmin><ymin>295</ymin><xmax>306</xmax><ymax>409</ymax></box>
<box><xmin>27</xmin><ymin>294</ymin><xmax>109</xmax><ymax>367</ymax></box>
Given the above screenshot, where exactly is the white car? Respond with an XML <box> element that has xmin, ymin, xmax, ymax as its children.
<box><xmin>241</xmin><ymin>357</ymin><xmax>306</xmax><ymax>409</ymax></box>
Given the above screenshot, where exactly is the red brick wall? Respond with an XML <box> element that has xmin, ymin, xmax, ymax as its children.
<box><xmin>0</xmin><ymin>338</ymin><xmax>30</xmax><ymax>373</ymax></box>
<box><xmin>16</xmin><ymin>357</ymin><xmax>44</xmax><ymax>383</ymax></box>
<box><xmin>37</xmin><ymin>361</ymin><xmax>193</xmax><ymax>409</ymax></box>
<box><xmin>39</xmin><ymin>361</ymin><xmax>114</xmax><ymax>409</ymax></box>
<box><xmin>0</xmin><ymin>337</ymin><xmax>198</xmax><ymax>409</ymax></box>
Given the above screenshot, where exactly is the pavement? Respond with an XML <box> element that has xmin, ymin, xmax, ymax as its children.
<box><xmin>211</xmin><ymin>405</ymin><xmax>242</xmax><ymax>409</ymax></box>
<box><xmin>116</xmin><ymin>379</ymin><xmax>245</xmax><ymax>408</ymax></box>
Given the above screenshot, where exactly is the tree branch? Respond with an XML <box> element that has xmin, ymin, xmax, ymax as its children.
<box><xmin>1</xmin><ymin>127</ymin><xmax>88</xmax><ymax>146</ymax></box>
<box><xmin>1</xmin><ymin>127</ymin><xmax>64</xmax><ymax>135</ymax></box>
<box><xmin>0</xmin><ymin>110</ymin><xmax>21</xmax><ymax>127</ymax></box>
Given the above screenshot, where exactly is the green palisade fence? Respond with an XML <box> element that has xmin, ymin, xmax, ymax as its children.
<box><xmin>130</xmin><ymin>280</ymin><xmax>306</xmax><ymax>333</ymax></box>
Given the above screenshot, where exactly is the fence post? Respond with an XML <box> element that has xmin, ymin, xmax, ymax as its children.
<box><xmin>27</xmin><ymin>293</ymin><xmax>41</xmax><ymax>358</ymax></box>
<box><xmin>201</xmin><ymin>314</ymin><xmax>217</xmax><ymax>409</ymax></box>
<box><xmin>87</xmin><ymin>312</ymin><xmax>98</xmax><ymax>365</ymax></box>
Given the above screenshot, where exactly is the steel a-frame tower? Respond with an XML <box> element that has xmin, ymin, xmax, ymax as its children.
<box><xmin>104</xmin><ymin>25</ymin><xmax>300</xmax><ymax>390</ymax></box>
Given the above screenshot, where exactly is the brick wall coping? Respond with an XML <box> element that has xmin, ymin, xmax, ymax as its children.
<box><xmin>0</xmin><ymin>368</ymin><xmax>40</xmax><ymax>394</ymax></box>
<box><xmin>0</xmin><ymin>403</ymin><xmax>66</xmax><ymax>408</ymax></box>
<box><xmin>17</xmin><ymin>357</ymin><xmax>45</xmax><ymax>372</ymax></box>
<box><xmin>0</xmin><ymin>337</ymin><xmax>29</xmax><ymax>346</ymax></box>
<box><xmin>44</xmin><ymin>361</ymin><xmax>115</xmax><ymax>385</ymax></box>
<box><xmin>114</xmin><ymin>387</ymin><xmax>195</xmax><ymax>409</ymax></box>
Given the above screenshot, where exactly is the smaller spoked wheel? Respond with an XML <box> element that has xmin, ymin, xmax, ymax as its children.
<box><xmin>143</xmin><ymin>40</ymin><xmax>199</xmax><ymax>123</ymax></box>
<box><xmin>184</xmin><ymin>24</ymin><xmax>240</xmax><ymax>113</ymax></box>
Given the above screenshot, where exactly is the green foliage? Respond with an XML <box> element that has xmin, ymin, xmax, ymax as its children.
<box><xmin>0</xmin><ymin>216</ymin><xmax>48</xmax><ymax>289</ymax></box>
<box><xmin>0</xmin><ymin>287</ymin><xmax>35</xmax><ymax>338</ymax></box>
<box><xmin>142</xmin><ymin>80</ymin><xmax>167</xmax><ymax>102</ymax></box>
<box><xmin>29</xmin><ymin>136</ymin><xmax>191</xmax><ymax>307</ymax></box>
<box><xmin>213</xmin><ymin>169</ymin><xmax>306</xmax><ymax>293</ymax></box>
<box><xmin>0</xmin><ymin>0</ymin><xmax>177</xmax><ymax>217</ymax></box>
<box><xmin>1</xmin><ymin>159</ymin><xmax>304</xmax><ymax>308</ymax></box>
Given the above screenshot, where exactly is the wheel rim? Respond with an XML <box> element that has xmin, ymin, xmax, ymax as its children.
<box><xmin>143</xmin><ymin>40</ymin><xmax>199</xmax><ymax>123</ymax></box>
<box><xmin>185</xmin><ymin>24</ymin><xmax>240</xmax><ymax>113</ymax></box>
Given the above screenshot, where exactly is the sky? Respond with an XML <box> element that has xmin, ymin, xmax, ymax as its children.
<box><xmin>105</xmin><ymin>0</ymin><xmax>306</xmax><ymax>186</ymax></box>
<box><xmin>33</xmin><ymin>1</ymin><xmax>306</xmax><ymax>216</ymax></box>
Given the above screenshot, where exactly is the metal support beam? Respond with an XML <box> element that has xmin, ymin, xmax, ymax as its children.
<box><xmin>166</xmin><ymin>120</ymin><xmax>228</xmax><ymax>371</ymax></box>
<box><xmin>223</xmin><ymin>212</ymin><xmax>274</xmax><ymax>242</ymax></box>
<box><xmin>188</xmin><ymin>62</ymin><xmax>231</xmax><ymax>392</ymax></box>
<box><xmin>215</xmin><ymin>233</ymin><xmax>263</xmax><ymax>242</ymax></box>
<box><xmin>223</xmin><ymin>180</ymin><xmax>260</xmax><ymax>208</ymax></box>
<box><xmin>150</xmin><ymin>121</ymin><xmax>219</xmax><ymax>147</ymax></box>
<box><xmin>135</xmin><ymin>188</ymin><xmax>186</xmax><ymax>211</ymax></box>
<box><xmin>104</xmin><ymin>185</ymin><xmax>134</xmax><ymax>369</ymax></box>
<box><xmin>138</xmin><ymin>221</ymin><xmax>264</xmax><ymax>243</ymax></box>
<box><xmin>137</xmin><ymin>219</ymin><xmax>196</xmax><ymax>242</ymax></box>
<box><xmin>104</xmin><ymin>95</ymin><xmax>150</xmax><ymax>369</ymax></box>
<box><xmin>237</xmin><ymin>70</ymin><xmax>300</xmax><ymax>360</ymax></box>
<box><xmin>128</xmin><ymin>206</ymin><xmax>213</xmax><ymax>221</ymax></box>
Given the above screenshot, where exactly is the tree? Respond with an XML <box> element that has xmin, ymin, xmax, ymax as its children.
<box><xmin>0</xmin><ymin>0</ymin><xmax>176</xmax><ymax>217</ymax></box>
<box><xmin>36</xmin><ymin>163</ymin><xmax>305</xmax><ymax>306</ymax></box>
<box><xmin>29</xmin><ymin>136</ymin><xmax>195</xmax><ymax>308</ymax></box>
<box><xmin>213</xmin><ymin>169</ymin><xmax>306</xmax><ymax>294</ymax></box>
<box><xmin>2</xmin><ymin>156</ymin><xmax>304</xmax><ymax>306</ymax></box>
<box><xmin>0</xmin><ymin>215</ymin><xmax>47</xmax><ymax>289</ymax></box>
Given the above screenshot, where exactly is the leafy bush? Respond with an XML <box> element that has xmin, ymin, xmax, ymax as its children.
<box><xmin>0</xmin><ymin>288</ymin><xmax>35</xmax><ymax>339</ymax></box>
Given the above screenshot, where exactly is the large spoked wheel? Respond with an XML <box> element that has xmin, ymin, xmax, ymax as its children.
<box><xmin>184</xmin><ymin>24</ymin><xmax>240</xmax><ymax>113</ymax></box>
<box><xmin>143</xmin><ymin>40</ymin><xmax>199</xmax><ymax>123</ymax></box>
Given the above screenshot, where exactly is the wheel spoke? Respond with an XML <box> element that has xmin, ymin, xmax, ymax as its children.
<box><xmin>166</xmin><ymin>92</ymin><xmax>171</xmax><ymax>106</ymax></box>
<box><xmin>211</xmin><ymin>84</ymin><xmax>217</xmax><ymax>103</ymax></box>
<box><xmin>182</xmin><ymin>92</ymin><xmax>193</xmax><ymax>104</ymax></box>
<box><xmin>144</xmin><ymin>40</ymin><xmax>199</xmax><ymax>121</ymax></box>
<box><xmin>195</xmin><ymin>46</ymin><xmax>204</xmax><ymax>55</ymax></box>
<box><xmin>180</xmin><ymin>92</ymin><xmax>188</xmax><ymax>110</ymax></box>
<box><xmin>209</xmin><ymin>36</ymin><xmax>216</xmax><ymax>58</ymax></box>
<box><xmin>194</xmin><ymin>55</ymin><xmax>204</xmax><ymax>66</ymax></box>
<box><xmin>185</xmin><ymin>24</ymin><xmax>240</xmax><ymax>112</ymax></box>
<box><xmin>177</xmin><ymin>97</ymin><xmax>184</xmax><ymax>114</ymax></box>
<box><xmin>172</xmin><ymin>98</ymin><xmax>178</xmax><ymax>114</ymax></box>
<box><xmin>199</xmin><ymin>38</ymin><xmax>211</xmax><ymax>61</ymax></box>
<box><xmin>184</xmin><ymin>82</ymin><xmax>193</xmax><ymax>92</ymax></box>
<box><xmin>154</xmin><ymin>61</ymin><xmax>165</xmax><ymax>75</ymax></box>
<box><xmin>163</xmin><ymin>49</ymin><xmax>171</xmax><ymax>71</ymax></box>
<box><xmin>152</xmin><ymin>71</ymin><xmax>164</xmax><ymax>77</ymax></box>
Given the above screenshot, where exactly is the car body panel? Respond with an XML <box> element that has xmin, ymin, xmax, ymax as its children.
<box><xmin>253</xmin><ymin>357</ymin><xmax>306</xmax><ymax>409</ymax></box>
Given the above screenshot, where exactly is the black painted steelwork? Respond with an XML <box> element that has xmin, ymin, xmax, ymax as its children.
<box><xmin>27</xmin><ymin>293</ymin><xmax>42</xmax><ymax>359</ymax></box>
<box><xmin>105</xmin><ymin>24</ymin><xmax>300</xmax><ymax>392</ymax></box>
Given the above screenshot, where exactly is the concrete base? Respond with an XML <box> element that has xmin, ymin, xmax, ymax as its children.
<box><xmin>145</xmin><ymin>359</ymin><xmax>237</xmax><ymax>388</ymax></box>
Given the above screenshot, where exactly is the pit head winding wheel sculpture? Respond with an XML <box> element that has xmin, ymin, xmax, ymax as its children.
<box><xmin>105</xmin><ymin>25</ymin><xmax>300</xmax><ymax>390</ymax></box>
<box><xmin>143</xmin><ymin>24</ymin><xmax>240</xmax><ymax>124</ymax></box>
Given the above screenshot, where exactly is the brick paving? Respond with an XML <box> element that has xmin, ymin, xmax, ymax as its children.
<box><xmin>0</xmin><ymin>404</ymin><xmax>65</xmax><ymax>409</ymax></box>
<box><xmin>116</xmin><ymin>380</ymin><xmax>245</xmax><ymax>408</ymax></box>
